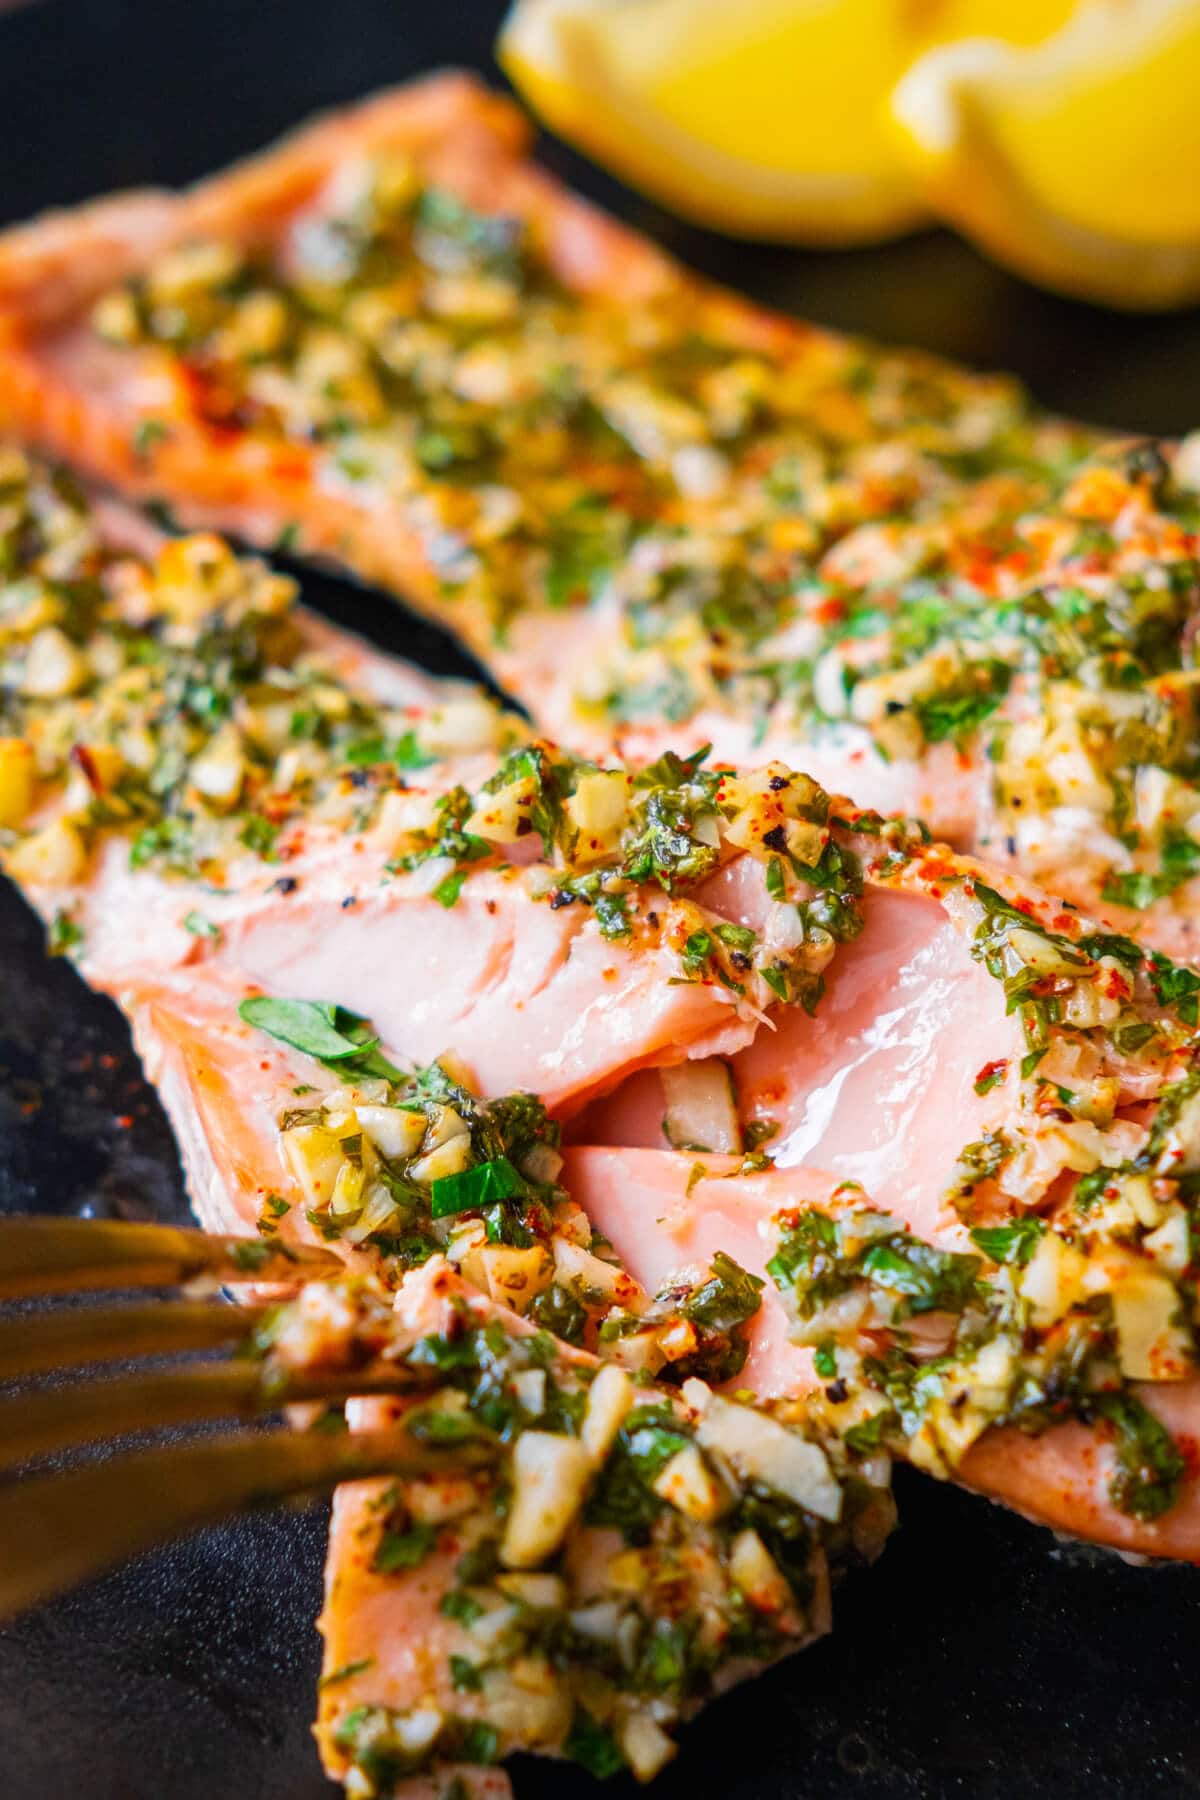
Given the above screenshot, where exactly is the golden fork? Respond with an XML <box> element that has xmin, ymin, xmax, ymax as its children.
<box><xmin>0</xmin><ymin>1215</ymin><xmax>491</xmax><ymax>1619</ymax></box>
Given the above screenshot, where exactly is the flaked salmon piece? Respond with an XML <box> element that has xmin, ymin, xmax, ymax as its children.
<box><xmin>132</xmin><ymin>968</ymin><xmax>801</xmax><ymax>1412</ymax></box>
<box><xmin>562</xmin><ymin>1148</ymin><xmax>824</xmax><ymax>1403</ymax></box>
<box><xmin>564</xmin><ymin>1146</ymin><xmax>1200</xmax><ymax>1562</ymax></box>
<box><xmin>575</xmin><ymin>838</ymin><xmax>1192</xmax><ymax>1226</ymax></box>
<box><xmin>0</xmin><ymin>77</ymin><xmax>1069</xmax><ymax>658</ymax></box>
<box><xmin>566</xmin><ymin>840</ymin><xmax>1200</xmax><ymax>1558</ymax></box>
<box><xmin>3</xmin><ymin>81</ymin><xmax>1200</xmax><ymax>946</ymax></box>
<box><xmin>56</xmin><ymin>800</ymin><xmax>780</xmax><ymax>1117</ymax></box>
<box><xmin>14</xmin><ymin>725</ymin><xmax>882</xmax><ymax>1116</ymax></box>
<box><xmin>306</xmin><ymin>1257</ymin><xmax>890</xmax><ymax>1794</ymax></box>
<box><xmin>573</xmin><ymin>856</ymin><xmax>1026</xmax><ymax>1236</ymax></box>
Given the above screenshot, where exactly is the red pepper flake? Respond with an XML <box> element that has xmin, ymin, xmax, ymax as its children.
<box><xmin>919</xmin><ymin>851</ymin><xmax>958</xmax><ymax>883</ymax></box>
<box><xmin>69</xmin><ymin>743</ymin><xmax>104</xmax><ymax>793</ymax></box>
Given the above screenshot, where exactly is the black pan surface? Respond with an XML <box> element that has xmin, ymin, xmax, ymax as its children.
<box><xmin>1</xmin><ymin>3</ymin><xmax>1198</xmax><ymax>1794</ymax></box>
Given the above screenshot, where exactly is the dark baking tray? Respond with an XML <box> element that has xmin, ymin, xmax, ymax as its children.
<box><xmin>1</xmin><ymin>2</ymin><xmax>1199</xmax><ymax>1794</ymax></box>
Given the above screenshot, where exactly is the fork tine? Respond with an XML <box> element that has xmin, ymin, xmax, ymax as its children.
<box><xmin>0</xmin><ymin>1217</ymin><xmax>341</xmax><ymax>1297</ymax></box>
<box><xmin>0</xmin><ymin>1359</ymin><xmax>425</xmax><ymax>1471</ymax></box>
<box><xmin>0</xmin><ymin>1298</ymin><xmax>260</xmax><ymax>1380</ymax></box>
<box><xmin>0</xmin><ymin>1425</ymin><xmax>494</xmax><ymax>1619</ymax></box>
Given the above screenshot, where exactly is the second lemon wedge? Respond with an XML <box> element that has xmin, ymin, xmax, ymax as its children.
<box><xmin>890</xmin><ymin>0</ymin><xmax>1200</xmax><ymax>308</ymax></box>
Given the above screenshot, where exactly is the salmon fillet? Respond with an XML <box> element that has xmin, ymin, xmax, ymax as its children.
<box><xmin>6</xmin><ymin>450</ymin><xmax>1200</xmax><ymax>1794</ymax></box>
<box><xmin>569</xmin><ymin>838</ymin><xmax>1200</xmax><ymax>1561</ymax></box>
<box><xmin>1</xmin><ymin>77</ymin><xmax>1199</xmax><ymax>952</ymax></box>
<box><xmin>5</xmin><ymin>449</ymin><xmax>1199</xmax><ymax>1556</ymax></box>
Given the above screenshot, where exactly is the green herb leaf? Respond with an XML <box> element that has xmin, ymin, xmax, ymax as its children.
<box><xmin>434</xmin><ymin>868</ymin><xmax>469</xmax><ymax>908</ymax></box>
<box><xmin>430</xmin><ymin>1155</ymin><xmax>527</xmax><ymax>1218</ymax></box>
<box><xmin>528</xmin><ymin>1282</ymin><xmax>588</xmax><ymax>1345</ymax></box>
<box><xmin>394</xmin><ymin>729</ymin><xmax>436</xmax><ymax>771</ymax></box>
<box><xmin>318</xmin><ymin>1657</ymin><xmax>373</xmax><ymax>1689</ymax></box>
<box><xmin>1102</xmin><ymin>829</ymin><xmax>1200</xmax><ymax>910</ymax></box>
<box><xmin>238</xmin><ymin>815</ymin><xmax>279</xmax><ymax>859</ymax></box>
<box><xmin>47</xmin><ymin>910</ymin><xmax>83</xmax><ymax>955</ymax></box>
<box><xmin>593</xmin><ymin>890</ymin><xmax>631</xmax><ymax>940</ymax></box>
<box><xmin>132</xmin><ymin>418</ymin><xmax>170</xmax><ymax>461</ymax></box>
<box><xmin>373</xmin><ymin>1523</ymin><xmax>437</xmax><ymax>1572</ymax></box>
<box><xmin>1091</xmin><ymin>1391</ymin><xmax>1185</xmax><ymax>1522</ymax></box>
<box><xmin>973</xmin><ymin>1059</ymin><xmax>1008</xmax><ymax>1097</ymax></box>
<box><xmin>969</xmin><ymin>1217</ymin><xmax>1047</xmax><ymax>1267</ymax></box>
<box><xmin>844</xmin><ymin>1410</ymin><xmax>894</xmax><ymax>1454</ymax></box>
<box><xmin>238</xmin><ymin>995</ymin><xmax>403</xmax><ymax>1081</ymax></box>
<box><xmin>565</xmin><ymin>1708</ymin><xmax>626</xmax><ymax>1780</ymax></box>
<box><xmin>715</xmin><ymin>921</ymin><xmax>757</xmax><ymax>954</ymax></box>
<box><xmin>1148</xmin><ymin>951</ymin><xmax>1200</xmax><ymax>1026</ymax></box>
<box><xmin>680</xmin><ymin>1252</ymin><xmax>764</xmax><ymax>1332</ymax></box>
<box><xmin>439</xmin><ymin>1589</ymin><xmax>484</xmax><ymax>1626</ymax></box>
<box><xmin>455</xmin><ymin>1721</ymin><xmax>500</xmax><ymax>1766</ymax></box>
<box><xmin>406</xmin><ymin>1407</ymin><xmax>493</xmax><ymax>1447</ymax></box>
<box><xmin>858</xmin><ymin>1239</ymin><xmax>981</xmax><ymax>1316</ymax></box>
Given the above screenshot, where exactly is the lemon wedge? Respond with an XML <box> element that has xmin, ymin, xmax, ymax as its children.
<box><xmin>890</xmin><ymin>0</ymin><xmax>1200</xmax><ymax>308</ymax></box>
<box><xmin>500</xmin><ymin>0</ymin><xmax>929</xmax><ymax>243</ymax></box>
